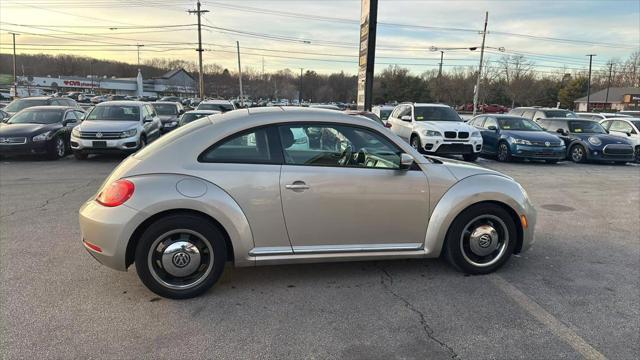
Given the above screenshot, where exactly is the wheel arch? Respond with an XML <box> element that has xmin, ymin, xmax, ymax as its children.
<box><xmin>424</xmin><ymin>174</ymin><xmax>535</xmax><ymax>257</ymax></box>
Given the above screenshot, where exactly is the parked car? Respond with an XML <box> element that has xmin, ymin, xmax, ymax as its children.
<box><xmin>344</xmin><ymin>110</ymin><xmax>391</xmax><ymax>128</ymax></box>
<box><xmin>618</xmin><ymin>110</ymin><xmax>640</xmax><ymax>117</ymax></box>
<box><xmin>160</xmin><ymin>96</ymin><xmax>182</xmax><ymax>103</ymax></box>
<box><xmin>79</xmin><ymin>107</ymin><xmax>536</xmax><ymax>298</ymax></box>
<box><xmin>480</xmin><ymin>104</ymin><xmax>508</xmax><ymax>114</ymax></box>
<box><xmin>372</xmin><ymin>105</ymin><xmax>395</xmax><ymax>122</ymax></box>
<box><xmin>107</xmin><ymin>95</ymin><xmax>127</xmax><ymax>101</ymax></box>
<box><xmin>600</xmin><ymin>117</ymin><xmax>640</xmax><ymax>162</ymax></box>
<box><xmin>178</xmin><ymin>110</ymin><xmax>220</xmax><ymax>127</ymax></box>
<box><xmin>3</xmin><ymin>96</ymin><xmax>81</xmax><ymax>117</ymax></box>
<box><xmin>577</xmin><ymin>112</ymin><xmax>630</xmax><ymax>120</ymax></box>
<box><xmin>151</xmin><ymin>101</ymin><xmax>185</xmax><ymax>133</ymax></box>
<box><xmin>468</xmin><ymin>115</ymin><xmax>565</xmax><ymax>163</ymax></box>
<box><xmin>0</xmin><ymin>106</ymin><xmax>84</xmax><ymax>160</ymax></box>
<box><xmin>509</xmin><ymin>107</ymin><xmax>577</xmax><ymax>122</ymax></box>
<box><xmin>536</xmin><ymin>118</ymin><xmax>635</xmax><ymax>163</ymax></box>
<box><xmin>90</xmin><ymin>95</ymin><xmax>108</xmax><ymax>104</ymax></box>
<box><xmin>196</xmin><ymin>100</ymin><xmax>236</xmax><ymax>113</ymax></box>
<box><xmin>70</xmin><ymin>101</ymin><xmax>161</xmax><ymax>159</ymax></box>
<box><xmin>387</xmin><ymin>103</ymin><xmax>482</xmax><ymax>161</ymax></box>
<box><xmin>309</xmin><ymin>104</ymin><xmax>341</xmax><ymax>111</ymax></box>
<box><xmin>0</xmin><ymin>109</ymin><xmax>9</xmax><ymax>122</ymax></box>
<box><xmin>78</xmin><ymin>93</ymin><xmax>96</xmax><ymax>103</ymax></box>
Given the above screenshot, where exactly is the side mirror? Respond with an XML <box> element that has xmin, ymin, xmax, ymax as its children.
<box><xmin>556</xmin><ymin>128</ymin><xmax>568</xmax><ymax>136</ymax></box>
<box><xmin>626</xmin><ymin>132</ymin><xmax>632</xmax><ymax>137</ymax></box>
<box><xmin>143</xmin><ymin>116</ymin><xmax>153</xmax><ymax>123</ymax></box>
<box><xmin>399</xmin><ymin>153</ymin><xmax>414</xmax><ymax>170</ymax></box>
<box><xmin>400</xmin><ymin>115</ymin><xmax>412</xmax><ymax>122</ymax></box>
<box><xmin>487</xmin><ymin>125</ymin><xmax>498</xmax><ymax>131</ymax></box>
<box><xmin>179</xmin><ymin>109</ymin><xmax>185</xmax><ymax>115</ymax></box>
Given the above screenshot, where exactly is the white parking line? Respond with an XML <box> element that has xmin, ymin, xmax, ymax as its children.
<box><xmin>489</xmin><ymin>275</ymin><xmax>607</xmax><ymax>360</ymax></box>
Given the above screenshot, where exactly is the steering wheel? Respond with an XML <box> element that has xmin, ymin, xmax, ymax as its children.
<box><xmin>338</xmin><ymin>145</ymin><xmax>353</xmax><ymax>166</ymax></box>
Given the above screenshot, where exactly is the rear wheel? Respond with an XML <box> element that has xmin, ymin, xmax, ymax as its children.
<box><xmin>138</xmin><ymin>135</ymin><xmax>147</xmax><ymax>150</ymax></box>
<box><xmin>135</xmin><ymin>214</ymin><xmax>227</xmax><ymax>299</ymax></box>
<box><xmin>444</xmin><ymin>203</ymin><xmax>517</xmax><ymax>274</ymax></box>
<box><xmin>496</xmin><ymin>142</ymin><xmax>512</xmax><ymax>162</ymax></box>
<box><xmin>635</xmin><ymin>146</ymin><xmax>640</xmax><ymax>163</ymax></box>
<box><xmin>570</xmin><ymin>144</ymin><xmax>586</xmax><ymax>163</ymax></box>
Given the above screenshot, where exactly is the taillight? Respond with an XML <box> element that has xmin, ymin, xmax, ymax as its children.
<box><xmin>96</xmin><ymin>179</ymin><xmax>135</xmax><ymax>207</ymax></box>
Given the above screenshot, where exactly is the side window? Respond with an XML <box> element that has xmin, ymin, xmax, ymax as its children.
<box><xmin>610</xmin><ymin>120</ymin><xmax>633</xmax><ymax>133</ymax></box>
<box><xmin>484</xmin><ymin>117</ymin><xmax>497</xmax><ymax>129</ymax></box>
<box><xmin>65</xmin><ymin>111</ymin><xmax>77</xmax><ymax>121</ymax></box>
<box><xmin>390</xmin><ymin>107</ymin><xmax>401</xmax><ymax>119</ymax></box>
<box><xmin>537</xmin><ymin>119</ymin><xmax>550</xmax><ymax>130</ymax></box>
<box><xmin>533</xmin><ymin>111</ymin><xmax>546</xmax><ymax>120</ymax></box>
<box><xmin>141</xmin><ymin>105</ymin><xmax>150</xmax><ymax>120</ymax></box>
<box><xmin>200</xmin><ymin>128</ymin><xmax>275</xmax><ymax>164</ymax></box>
<box><xmin>279</xmin><ymin>124</ymin><xmax>402</xmax><ymax>169</ymax></box>
<box><xmin>146</xmin><ymin>105</ymin><xmax>157</xmax><ymax>117</ymax></box>
<box><xmin>472</xmin><ymin>116</ymin><xmax>486</xmax><ymax>128</ymax></box>
<box><xmin>522</xmin><ymin>110</ymin><xmax>536</xmax><ymax>120</ymax></box>
<box><xmin>75</xmin><ymin>110</ymin><xmax>85</xmax><ymax>120</ymax></box>
<box><xmin>600</xmin><ymin>120</ymin><xmax>612</xmax><ymax>130</ymax></box>
<box><xmin>543</xmin><ymin>120</ymin><xmax>557</xmax><ymax>132</ymax></box>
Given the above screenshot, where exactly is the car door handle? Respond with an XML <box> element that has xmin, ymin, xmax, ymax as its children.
<box><xmin>285</xmin><ymin>182</ymin><xmax>310</xmax><ymax>191</ymax></box>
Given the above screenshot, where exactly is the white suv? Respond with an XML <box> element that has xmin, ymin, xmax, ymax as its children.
<box><xmin>600</xmin><ymin>117</ymin><xmax>640</xmax><ymax>162</ymax></box>
<box><xmin>388</xmin><ymin>103</ymin><xmax>482</xmax><ymax>161</ymax></box>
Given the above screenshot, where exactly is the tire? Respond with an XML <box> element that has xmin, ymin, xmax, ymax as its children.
<box><xmin>463</xmin><ymin>153</ymin><xmax>479</xmax><ymax>162</ymax></box>
<box><xmin>138</xmin><ymin>135</ymin><xmax>147</xmax><ymax>150</ymax></box>
<box><xmin>496</xmin><ymin>142</ymin><xmax>512</xmax><ymax>162</ymax></box>
<box><xmin>410</xmin><ymin>135</ymin><xmax>423</xmax><ymax>153</ymax></box>
<box><xmin>545</xmin><ymin>159</ymin><xmax>558</xmax><ymax>164</ymax></box>
<box><xmin>635</xmin><ymin>146</ymin><xmax>640</xmax><ymax>163</ymax></box>
<box><xmin>134</xmin><ymin>214</ymin><xmax>227</xmax><ymax>299</ymax></box>
<box><xmin>443</xmin><ymin>203</ymin><xmax>517</xmax><ymax>274</ymax></box>
<box><xmin>46</xmin><ymin>136</ymin><xmax>66</xmax><ymax>160</ymax></box>
<box><xmin>569</xmin><ymin>144</ymin><xmax>586</xmax><ymax>163</ymax></box>
<box><xmin>73</xmin><ymin>151</ymin><xmax>88</xmax><ymax>160</ymax></box>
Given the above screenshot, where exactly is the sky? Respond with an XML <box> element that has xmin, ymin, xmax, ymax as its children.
<box><xmin>0</xmin><ymin>0</ymin><xmax>638</xmax><ymax>77</ymax></box>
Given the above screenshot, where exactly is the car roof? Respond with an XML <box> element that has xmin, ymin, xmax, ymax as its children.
<box><xmin>374</xmin><ymin>105</ymin><xmax>395</xmax><ymax>109</ymax></box>
<box><xmin>185</xmin><ymin>110</ymin><xmax>219</xmax><ymax>114</ymax></box>
<box><xmin>514</xmin><ymin>107</ymin><xmax>572</xmax><ymax>111</ymax></box>
<box><xmin>217</xmin><ymin>106</ymin><xmax>377</xmax><ymax>127</ymax></box>
<box><xmin>17</xmin><ymin>96</ymin><xmax>53</xmax><ymax>100</ymax></box>
<box><xmin>153</xmin><ymin>101</ymin><xmax>180</xmax><ymax>105</ymax></box>
<box><xmin>476</xmin><ymin>114</ymin><xmax>526</xmax><ymax>118</ymax></box>
<box><xmin>544</xmin><ymin>117</ymin><xmax>589</xmax><ymax>121</ymax></box>
<box><xmin>19</xmin><ymin>106</ymin><xmax>73</xmax><ymax>111</ymax></box>
<box><xmin>408</xmin><ymin>103</ymin><xmax>450</xmax><ymax>108</ymax></box>
<box><xmin>201</xmin><ymin>99</ymin><xmax>233</xmax><ymax>104</ymax></box>
<box><xmin>96</xmin><ymin>100</ymin><xmax>146</xmax><ymax>106</ymax></box>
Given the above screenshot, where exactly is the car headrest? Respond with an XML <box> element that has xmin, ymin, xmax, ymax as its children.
<box><xmin>280</xmin><ymin>128</ymin><xmax>295</xmax><ymax>149</ymax></box>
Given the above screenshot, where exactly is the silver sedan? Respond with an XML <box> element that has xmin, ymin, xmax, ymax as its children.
<box><xmin>79</xmin><ymin>107</ymin><xmax>536</xmax><ymax>299</ymax></box>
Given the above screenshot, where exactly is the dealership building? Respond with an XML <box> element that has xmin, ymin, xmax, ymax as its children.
<box><xmin>574</xmin><ymin>87</ymin><xmax>640</xmax><ymax>111</ymax></box>
<box><xmin>14</xmin><ymin>68</ymin><xmax>196</xmax><ymax>98</ymax></box>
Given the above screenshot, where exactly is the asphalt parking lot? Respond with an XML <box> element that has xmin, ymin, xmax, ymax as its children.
<box><xmin>1</xmin><ymin>155</ymin><xmax>638</xmax><ymax>359</ymax></box>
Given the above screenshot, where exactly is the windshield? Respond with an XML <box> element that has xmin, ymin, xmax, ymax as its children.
<box><xmin>379</xmin><ymin>109</ymin><xmax>392</xmax><ymax>120</ymax></box>
<box><xmin>414</xmin><ymin>106</ymin><xmax>461</xmax><ymax>122</ymax></box>
<box><xmin>631</xmin><ymin>121</ymin><xmax>640</xmax><ymax>130</ymax></box>
<box><xmin>545</xmin><ymin>110</ymin><xmax>577</xmax><ymax>118</ymax></box>
<box><xmin>86</xmin><ymin>105</ymin><xmax>140</xmax><ymax>121</ymax></box>
<box><xmin>7</xmin><ymin>109</ymin><xmax>63</xmax><ymax>124</ymax></box>
<box><xmin>5</xmin><ymin>99</ymin><xmax>49</xmax><ymax>113</ymax></box>
<box><xmin>198</xmin><ymin>103</ymin><xmax>234</xmax><ymax>112</ymax></box>
<box><xmin>568</xmin><ymin>120</ymin><xmax>606</xmax><ymax>134</ymax></box>
<box><xmin>153</xmin><ymin>103</ymin><xmax>178</xmax><ymax>115</ymax></box>
<box><xmin>497</xmin><ymin>117</ymin><xmax>543</xmax><ymax>131</ymax></box>
<box><xmin>181</xmin><ymin>113</ymin><xmax>209</xmax><ymax>124</ymax></box>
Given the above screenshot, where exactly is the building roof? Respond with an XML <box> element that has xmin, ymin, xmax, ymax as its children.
<box><xmin>156</xmin><ymin>68</ymin><xmax>194</xmax><ymax>81</ymax></box>
<box><xmin>574</xmin><ymin>87</ymin><xmax>640</xmax><ymax>103</ymax></box>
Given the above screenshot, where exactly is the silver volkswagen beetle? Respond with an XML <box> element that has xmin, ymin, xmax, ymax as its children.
<box><xmin>79</xmin><ymin>107</ymin><xmax>536</xmax><ymax>299</ymax></box>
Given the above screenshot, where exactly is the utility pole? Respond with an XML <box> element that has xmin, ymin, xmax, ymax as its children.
<box><xmin>236</xmin><ymin>41</ymin><xmax>244</xmax><ymax>108</ymax></box>
<box><xmin>605</xmin><ymin>62</ymin><xmax>613</xmax><ymax>108</ymax></box>
<box><xmin>472</xmin><ymin>11</ymin><xmax>488</xmax><ymax>117</ymax></box>
<box><xmin>299</xmin><ymin>68</ymin><xmax>303</xmax><ymax>105</ymax></box>
<box><xmin>136</xmin><ymin>44</ymin><xmax>144</xmax><ymax>67</ymax></box>
<box><xmin>586</xmin><ymin>54</ymin><xmax>596</xmax><ymax>112</ymax></box>
<box><xmin>10</xmin><ymin>32</ymin><xmax>18</xmax><ymax>98</ymax></box>
<box><xmin>188</xmin><ymin>1</ymin><xmax>209</xmax><ymax>99</ymax></box>
<box><xmin>437</xmin><ymin>51</ymin><xmax>444</xmax><ymax>102</ymax></box>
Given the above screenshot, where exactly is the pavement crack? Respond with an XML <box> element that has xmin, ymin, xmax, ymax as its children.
<box><xmin>0</xmin><ymin>179</ymin><xmax>97</xmax><ymax>220</ymax></box>
<box><xmin>376</xmin><ymin>264</ymin><xmax>460</xmax><ymax>359</ymax></box>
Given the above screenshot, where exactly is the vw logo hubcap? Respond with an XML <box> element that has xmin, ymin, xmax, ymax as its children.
<box><xmin>172</xmin><ymin>252</ymin><xmax>191</xmax><ymax>268</ymax></box>
<box><xmin>478</xmin><ymin>234</ymin><xmax>492</xmax><ymax>248</ymax></box>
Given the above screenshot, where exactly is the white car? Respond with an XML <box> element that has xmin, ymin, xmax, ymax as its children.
<box><xmin>196</xmin><ymin>100</ymin><xmax>236</xmax><ymax>113</ymax></box>
<box><xmin>577</xmin><ymin>112</ymin><xmax>631</xmax><ymax>120</ymax></box>
<box><xmin>387</xmin><ymin>103</ymin><xmax>483</xmax><ymax>162</ymax></box>
<box><xmin>372</xmin><ymin>105</ymin><xmax>395</xmax><ymax>123</ymax></box>
<box><xmin>600</xmin><ymin>117</ymin><xmax>640</xmax><ymax>162</ymax></box>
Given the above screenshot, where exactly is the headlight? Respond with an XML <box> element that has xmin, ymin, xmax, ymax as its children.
<box><xmin>471</xmin><ymin>131</ymin><xmax>481</xmax><ymax>138</ymax></box>
<box><xmin>422</xmin><ymin>130</ymin><xmax>442</xmax><ymax>137</ymax></box>
<box><xmin>170</xmin><ymin>121</ymin><xmax>178</xmax><ymax>126</ymax></box>
<box><xmin>588</xmin><ymin>136</ymin><xmax>601</xmax><ymax>146</ymax></box>
<box><xmin>32</xmin><ymin>131</ymin><xmax>52</xmax><ymax>142</ymax></box>
<box><xmin>121</xmin><ymin>129</ymin><xmax>137</xmax><ymax>138</ymax></box>
<box><xmin>512</xmin><ymin>138</ymin><xmax>532</xmax><ymax>145</ymax></box>
<box><xmin>72</xmin><ymin>127</ymin><xmax>81</xmax><ymax>137</ymax></box>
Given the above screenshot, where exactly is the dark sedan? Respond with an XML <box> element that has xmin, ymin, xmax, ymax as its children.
<box><xmin>469</xmin><ymin>115</ymin><xmax>566</xmax><ymax>163</ymax></box>
<box><xmin>537</xmin><ymin>118</ymin><xmax>635</xmax><ymax>164</ymax></box>
<box><xmin>0</xmin><ymin>106</ymin><xmax>84</xmax><ymax>159</ymax></box>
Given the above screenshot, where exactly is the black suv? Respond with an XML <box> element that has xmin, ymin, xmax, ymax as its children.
<box><xmin>509</xmin><ymin>107</ymin><xmax>577</xmax><ymax>122</ymax></box>
<box><xmin>537</xmin><ymin>118</ymin><xmax>634</xmax><ymax>163</ymax></box>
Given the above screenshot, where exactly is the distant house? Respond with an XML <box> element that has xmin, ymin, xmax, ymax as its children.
<box><xmin>574</xmin><ymin>87</ymin><xmax>640</xmax><ymax>111</ymax></box>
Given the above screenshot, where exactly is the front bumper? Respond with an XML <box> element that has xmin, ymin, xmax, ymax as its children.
<box><xmin>419</xmin><ymin>135</ymin><xmax>482</xmax><ymax>155</ymax></box>
<box><xmin>512</xmin><ymin>144</ymin><xmax>566</xmax><ymax>160</ymax></box>
<box><xmin>585</xmin><ymin>144</ymin><xmax>634</xmax><ymax>162</ymax></box>
<box><xmin>79</xmin><ymin>199</ymin><xmax>148</xmax><ymax>271</ymax></box>
<box><xmin>70</xmin><ymin>135</ymin><xmax>140</xmax><ymax>154</ymax></box>
<box><xmin>0</xmin><ymin>140</ymin><xmax>49</xmax><ymax>155</ymax></box>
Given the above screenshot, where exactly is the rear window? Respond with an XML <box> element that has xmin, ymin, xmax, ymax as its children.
<box><xmin>198</xmin><ymin>103</ymin><xmax>234</xmax><ymax>112</ymax></box>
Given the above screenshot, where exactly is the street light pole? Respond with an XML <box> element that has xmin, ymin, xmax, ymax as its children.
<box><xmin>586</xmin><ymin>54</ymin><xmax>596</xmax><ymax>112</ymax></box>
<box><xmin>437</xmin><ymin>51</ymin><xmax>444</xmax><ymax>102</ymax></box>
<box><xmin>605</xmin><ymin>62</ymin><xmax>613</xmax><ymax>108</ymax></box>
<box><xmin>10</xmin><ymin>32</ymin><xmax>18</xmax><ymax>98</ymax></box>
<box><xmin>473</xmin><ymin>11</ymin><xmax>488</xmax><ymax>117</ymax></box>
<box><xmin>299</xmin><ymin>68</ymin><xmax>303</xmax><ymax>105</ymax></box>
<box><xmin>188</xmin><ymin>1</ymin><xmax>209</xmax><ymax>99</ymax></box>
<box><xmin>237</xmin><ymin>41</ymin><xmax>244</xmax><ymax>108</ymax></box>
<box><xmin>136</xmin><ymin>44</ymin><xmax>144</xmax><ymax>67</ymax></box>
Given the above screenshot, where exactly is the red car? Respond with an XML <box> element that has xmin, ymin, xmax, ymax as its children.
<box><xmin>481</xmin><ymin>104</ymin><xmax>508</xmax><ymax>114</ymax></box>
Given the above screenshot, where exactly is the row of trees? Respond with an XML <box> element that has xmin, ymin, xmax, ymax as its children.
<box><xmin>1</xmin><ymin>52</ymin><xmax>638</xmax><ymax>109</ymax></box>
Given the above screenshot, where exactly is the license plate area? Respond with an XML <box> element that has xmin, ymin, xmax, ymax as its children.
<box><xmin>92</xmin><ymin>141</ymin><xmax>107</xmax><ymax>148</ymax></box>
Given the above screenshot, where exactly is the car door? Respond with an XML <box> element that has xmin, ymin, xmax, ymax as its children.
<box><xmin>394</xmin><ymin>105</ymin><xmax>413</xmax><ymax>140</ymax></box>
<box><xmin>482</xmin><ymin>116</ymin><xmax>500</xmax><ymax>154</ymax></box>
<box><xmin>61</xmin><ymin>110</ymin><xmax>79</xmax><ymax>141</ymax></box>
<box><xmin>143</xmin><ymin>105</ymin><xmax>161</xmax><ymax>140</ymax></box>
<box><xmin>389</xmin><ymin>105</ymin><xmax>409</xmax><ymax>140</ymax></box>
<box><xmin>278</xmin><ymin>123</ymin><xmax>429</xmax><ymax>252</ymax></box>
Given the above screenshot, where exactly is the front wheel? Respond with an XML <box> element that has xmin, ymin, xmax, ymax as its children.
<box><xmin>570</xmin><ymin>144</ymin><xmax>586</xmax><ymax>163</ymax></box>
<box><xmin>463</xmin><ymin>153</ymin><xmax>479</xmax><ymax>162</ymax></box>
<box><xmin>135</xmin><ymin>214</ymin><xmax>227</xmax><ymax>299</ymax></box>
<box><xmin>496</xmin><ymin>142</ymin><xmax>512</xmax><ymax>162</ymax></box>
<box><xmin>634</xmin><ymin>146</ymin><xmax>640</xmax><ymax>163</ymax></box>
<box><xmin>47</xmin><ymin>136</ymin><xmax>66</xmax><ymax>160</ymax></box>
<box><xmin>443</xmin><ymin>203</ymin><xmax>517</xmax><ymax>274</ymax></box>
<box><xmin>410</xmin><ymin>135</ymin><xmax>423</xmax><ymax>153</ymax></box>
